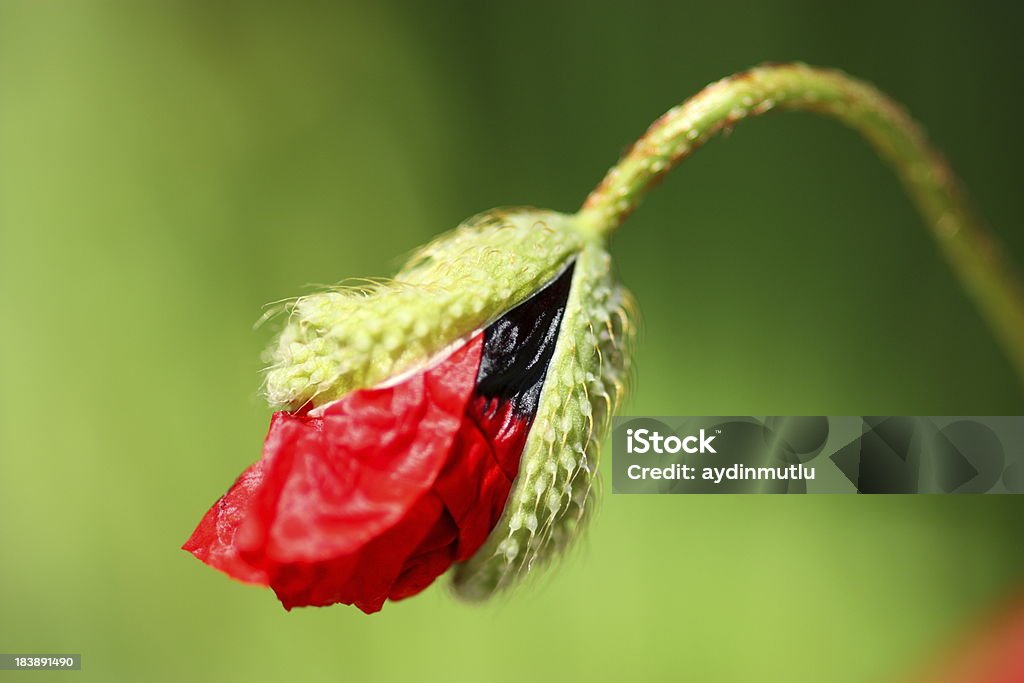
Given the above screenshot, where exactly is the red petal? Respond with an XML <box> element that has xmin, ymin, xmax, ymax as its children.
<box><xmin>182</xmin><ymin>411</ymin><xmax>306</xmax><ymax>585</ymax></box>
<box><xmin>433</xmin><ymin>397</ymin><xmax>530</xmax><ymax>561</ymax></box>
<box><xmin>268</xmin><ymin>491</ymin><xmax>450</xmax><ymax>612</ymax></box>
<box><xmin>184</xmin><ymin>336</ymin><xmax>484</xmax><ymax>611</ymax></box>
<box><xmin>181</xmin><ymin>461</ymin><xmax>269</xmax><ymax>585</ymax></box>
<box><xmin>250</xmin><ymin>336</ymin><xmax>480</xmax><ymax>564</ymax></box>
<box><xmin>387</xmin><ymin>506</ymin><xmax>459</xmax><ymax>601</ymax></box>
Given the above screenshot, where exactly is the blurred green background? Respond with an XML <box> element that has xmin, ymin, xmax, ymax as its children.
<box><xmin>2</xmin><ymin>2</ymin><xmax>1023</xmax><ymax>681</ymax></box>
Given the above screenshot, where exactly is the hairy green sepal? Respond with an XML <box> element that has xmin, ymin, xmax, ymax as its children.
<box><xmin>265</xmin><ymin>208</ymin><xmax>584</xmax><ymax>409</ymax></box>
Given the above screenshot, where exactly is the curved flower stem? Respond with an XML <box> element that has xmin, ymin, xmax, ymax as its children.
<box><xmin>577</xmin><ymin>62</ymin><xmax>1024</xmax><ymax>384</ymax></box>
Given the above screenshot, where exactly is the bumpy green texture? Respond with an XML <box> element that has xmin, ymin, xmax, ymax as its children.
<box><xmin>451</xmin><ymin>241</ymin><xmax>636</xmax><ymax>600</ymax></box>
<box><xmin>264</xmin><ymin>208</ymin><xmax>584</xmax><ymax>408</ymax></box>
<box><xmin>577</xmin><ymin>62</ymin><xmax>1024</xmax><ymax>384</ymax></box>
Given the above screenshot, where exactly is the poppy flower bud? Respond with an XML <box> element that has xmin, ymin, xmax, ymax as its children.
<box><xmin>185</xmin><ymin>61</ymin><xmax>1024</xmax><ymax>615</ymax></box>
<box><xmin>184</xmin><ymin>207</ymin><xmax>635</xmax><ymax>613</ymax></box>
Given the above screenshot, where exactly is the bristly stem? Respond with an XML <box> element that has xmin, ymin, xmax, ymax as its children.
<box><xmin>577</xmin><ymin>62</ymin><xmax>1024</xmax><ymax>384</ymax></box>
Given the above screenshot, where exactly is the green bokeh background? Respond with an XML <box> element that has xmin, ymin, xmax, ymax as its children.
<box><xmin>2</xmin><ymin>2</ymin><xmax>1023</xmax><ymax>682</ymax></box>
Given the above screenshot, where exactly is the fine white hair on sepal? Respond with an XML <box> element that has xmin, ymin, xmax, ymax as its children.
<box><xmin>261</xmin><ymin>208</ymin><xmax>584</xmax><ymax>410</ymax></box>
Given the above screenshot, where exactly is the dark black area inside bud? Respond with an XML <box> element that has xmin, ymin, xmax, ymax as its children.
<box><xmin>475</xmin><ymin>260</ymin><xmax>576</xmax><ymax>418</ymax></box>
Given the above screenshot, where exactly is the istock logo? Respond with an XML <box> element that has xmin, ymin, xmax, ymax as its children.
<box><xmin>626</xmin><ymin>428</ymin><xmax>717</xmax><ymax>454</ymax></box>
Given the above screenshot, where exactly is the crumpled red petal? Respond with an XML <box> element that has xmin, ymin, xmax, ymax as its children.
<box><xmin>242</xmin><ymin>337</ymin><xmax>477</xmax><ymax>566</ymax></box>
<box><xmin>181</xmin><ymin>459</ymin><xmax>270</xmax><ymax>585</ymax></box>
<box><xmin>184</xmin><ymin>332</ymin><xmax>531</xmax><ymax>613</ymax></box>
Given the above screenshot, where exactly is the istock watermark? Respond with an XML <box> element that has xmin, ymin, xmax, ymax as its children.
<box><xmin>612</xmin><ymin>416</ymin><xmax>1024</xmax><ymax>494</ymax></box>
